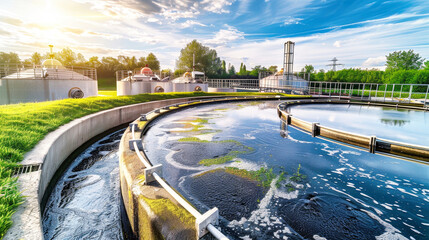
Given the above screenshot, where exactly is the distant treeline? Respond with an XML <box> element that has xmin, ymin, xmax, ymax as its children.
<box><xmin>310</xmin><ymin>68</ymin><xmax>429</xmax><ymax>85</ymax></box>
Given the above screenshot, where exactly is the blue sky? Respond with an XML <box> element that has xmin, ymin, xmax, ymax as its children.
<box><xmin>1</xmin><ymin>0</ymin><xmax>429</xmax><ymax>71</ymax></box>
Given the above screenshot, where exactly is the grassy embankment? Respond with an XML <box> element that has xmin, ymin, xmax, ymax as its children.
<box><xmin>0</xmin><ymin>91</ymin><xmax>299</xmax><ymax>238</ymax></box>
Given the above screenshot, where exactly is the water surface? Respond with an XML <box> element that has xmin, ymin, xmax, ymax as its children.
<box><xmin>144</xmin><ymin>101</ymin><xmax>429</xmax><ymax>240</ymax></box>
<box><xmin>287</xmin><ymin>104</ymin><xmax>429</xmax><ymax>145</ymax></box>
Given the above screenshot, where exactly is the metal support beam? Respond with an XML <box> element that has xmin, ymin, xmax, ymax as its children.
<box><xmin>312</xmin><ymin>123</ymin><xmax>320</xmax><ymax>137</ymax></box>
<box><xmin>129</xmin><ymin>139</ymin><xmax>143</xmax><ymax>151</ymax></box>
<box><xmin>369</xmin><ymin>136</ymin><xmax>377</xmax><ymax>154</ymax></box>
<box><xmin>196</xmin><ymin>208</ymin><xmax>219</xmax><ymax>239</ymax></box>
<box><xmin>143</xmin><ymin>164</ymin><xmax>162</xmax><ymax>184</ymax></box>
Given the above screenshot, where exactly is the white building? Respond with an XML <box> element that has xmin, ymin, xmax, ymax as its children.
<box><xmin>0</xmin><ymin>58</ymin><xmax>98</xmax><ymax>105</ymax></box>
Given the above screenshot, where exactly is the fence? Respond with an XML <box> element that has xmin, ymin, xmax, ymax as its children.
<box><xmin>308</xmin><ymin>81</ymin><xmax>429</xmax><ymax>106</ymax></box>
<box><xmin>204</xmin><ymin>79</ymin><xmax>259</xmax><ymax>89</ymax></box>
<box><xmin>0</xmin><ymin>63</ymin><xmax>97</xmax><ymax>81</ymax></box>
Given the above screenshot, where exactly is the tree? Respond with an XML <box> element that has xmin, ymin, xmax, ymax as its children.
<box><xmin>303</xmin><ymin>64</ymin><xmax>314</xmax><ymax>74</ymax></box>
<box><xmin>76</xmin><ymin>53</ymin><xmax>86</xmax><ymax>64</ymax></box>
<box><xmin>385</xmin><ymin>50</ymin><xmax>425</xmax><ymax>71</ymax></box>
<box><xmin>228</xmin><ymin>64</ymin><xmax>236</xmax><ymax>75</ymax></box>
<box><xmin>424</xmin><ymin>61</ymin><xmax>429</xmax><ymax>70</ymax></box>
<box><xmin>87</xmin><ymin>56</ymin><xmax>101</xmax><ymax>68</ymax></box>
<box><xmin>30</xmin><ymin>52</ymin><xmax>42</xmax><ymax>65</ymax></box>
<box><xmin>57</xmin><ymin>47</ymin><xmax>77</xmax><ymax>66</ymax></box>
<box><xmin>238</xmin><ymin>63</ymin><xmax>247</xmax><ymax>75</ymax></box>
<box><xmin>268</xmin><ymin>65</ymin><xmax>278</xmax><ymax>74</ymax></box>
<box><xmin>221</xmin><ymin>60</ymin><xmax>226</xmax><ymax>75</ymax></box>
<box><xmin>0</xmin><ymin>52</ymin><xmax>20</xmax><ymax>63</ymax></box>
<box><xmin>146</xmin><ymin>53</ymin><xmax>160</xmax><ymax>71</ymax></box>
<box><xmin>138</xmin><ymin>57</ymin><xmax>146</xmax><ymax>67</ymax></box>
<box><xmin>176</xmin><ymin>40</ymin><xmax>221</xmax><ymax>77</ymax></box>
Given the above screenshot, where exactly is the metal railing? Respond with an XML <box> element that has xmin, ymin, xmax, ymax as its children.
<box><xmin>308</xmin><ymin>81</ymin><xmax>429</xmax><ymax>107</ymax></box>
<box><xmin>0</xmin><ymin>63</ymin><xmax>97</xmax><ymax>80</ymax></box>
<box><xmin>129</xmin><ymin>100</ymin><xmax>230</xmax><ymax>239</ymax></box>
<box><xmin>205</xmin><ymin>79</ymin><xmax>259</xmax><ymax>89</ymax></box>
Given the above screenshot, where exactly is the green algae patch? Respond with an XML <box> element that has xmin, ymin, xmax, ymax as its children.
<box><xmin>190</xmin><ymin>118</ymin><xmax>211</xmax><ymax>124</ymax></box>
<box><xmin>199</xmin><ymin>155</ymin><xmax>235</xmax><ymax>166</ymax></box>
<box><xmin>178</xmin><ymin>137</ymin><xmax>210</xmax><ymax>143</ymax></box>
<box><xmin>225</xmin><ymin>167</ymin><xmax>276</xmax><ymax>188</ymax></box>
<box><xmin>141</xmin><ymin>196</ymin><xmax>195</xmax><ymax>228</ymax></box>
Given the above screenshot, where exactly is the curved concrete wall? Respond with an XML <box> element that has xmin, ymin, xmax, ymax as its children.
<box><xmin>278</xmin><ymin>99</ymin><xmax>429</xmax><ymax>162</ymax></box>
<box><xmin>4</xmin><ymin>95</ymin><xmax>228</xmax><ymax>240</ymax></box>
<box><xmin>117</xmin><ymin>81</ymin><xmax>208</xmax><ymax>96</ymax></box>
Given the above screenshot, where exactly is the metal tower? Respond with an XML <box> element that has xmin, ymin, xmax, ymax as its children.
<box><xmin>326</xmin><ymin>57</ymin><xmax>343</xmax><ymax>71</ymax></box>
<box><xmin>283</xmin><ymin>41</ymin><xmax>295</xmax><ymax>80</ymax></box>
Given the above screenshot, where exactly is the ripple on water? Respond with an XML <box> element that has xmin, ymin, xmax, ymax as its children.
<box><xmin>277</xmin><ymin>192</ymin><xmax>386</xmax><ymax>240</ymax></box>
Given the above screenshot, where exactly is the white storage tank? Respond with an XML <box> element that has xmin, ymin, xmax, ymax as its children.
<box><xmin>0</xmin><ymin>50</ymin><xmax>98</xmax><ymax>105</ymax></box>
<box><xmin>116</xmin><ymin>67</ymin><xmax>208</xmax><ymax>96</ymax></box>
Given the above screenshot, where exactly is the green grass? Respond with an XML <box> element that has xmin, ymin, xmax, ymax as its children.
<box><xmin>98</xmin><ymin>90</ymin><xmax>117</xmax><ymax>96</ymax></box>
<box><xmin>0</xmin><ymin>91</ymin><xmax>302</xmax><ymax>238</ymax></box>
<box><xmin>97</xmin><ymin>77</ymin><xmax>116</xmax><ymax>90</ymax></box>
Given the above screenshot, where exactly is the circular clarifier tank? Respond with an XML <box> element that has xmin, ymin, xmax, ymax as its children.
<box><xmin>143</xmin><ymin>101</ymin><xmax>429</xmax><ymax>240</ymax></box>
<box><xmin>286</xmin><ymin>103</ymin><xmax>429</xmax><ymax>145</ymax></box>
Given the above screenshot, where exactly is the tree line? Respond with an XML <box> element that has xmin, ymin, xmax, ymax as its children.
<box><xmin>0</xmin><ymin>49</ymin><xmax>160</xmax><ymax>78</ymax></box>
<box><xmin>1</xmin><ymin>40</ymin><xmax>277</xmax><ymax>79</ymax></box>
<box><xmin>305</xmin><ymin>50</ymin><xmax>429</xmax><ymax>85</ymax></box>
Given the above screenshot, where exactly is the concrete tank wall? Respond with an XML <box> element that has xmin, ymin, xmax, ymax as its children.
<box><xmin>116</xmin><ymin>81</ymin><xmax>208</xmax><ymax>95</ymax></box>
<box><xmin>208</xmin><ymin>87</ymin><xmax>237</xmax><ymax>92</ymax></box>
<box><xmin>0</xmin><ymin>79</ymin><xmax>98</xmax><ymax>105</ymax></box>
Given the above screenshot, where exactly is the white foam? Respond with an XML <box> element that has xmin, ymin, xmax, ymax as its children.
<box><xmin>386</xmin><ymin>180</ymin><xmax>399</xmax><ymax>186</ymax></box>
<box><xmin>361</xmin><ymin>209</ymin><xmax>407</xmax><ymax>240</ymax></box>
<box><xmin>380</xmin><ymin>204</ymin><xmax>393</xmax><ymax>210</ymax></box>
<box><xmin>243</xmin><ymin>133</ymin><xmax>256</xmax><ymax>140</ymax></box>
<box><xmin>397</xmin><ymin>188</ymin><xmax>419</xmax><ymax>198</ymax></box>
<box><xmin>332</xmin><ymin>167</ymin><xmax>346</xmax><ymax>175</ymax></box>
<box><xmin>313</xmin><ymin>235</ymin><xmax>328</xmax><ymax>240</ymax></box>
<box><xmin>229</xmin><ymin>160</ymin><xmax>264</xmax><ymax>171</ymax></box>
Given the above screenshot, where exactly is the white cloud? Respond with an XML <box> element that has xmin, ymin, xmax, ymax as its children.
<box><xmin>204</xmin><ymin>25</ymin><xmax>244</xmax><ymax>46</ymax></box>
<box><xmin>333</xmin><ymin>40</ymin><xmax>341</xmax><ymax>48</ymax></box>
<box><xmin>160</xmin><ymin>9</ymin><xmax>200</xmax><ymax>21</ymax></box>
<box><xmin>362</xmin><ymin>56</ymin><xmax>386</xmax><ymax>69</ymax></box>
<box><xmin>201</xmin><ymin>0</ymin><xmax>235</xmax><ymax>14</ymax></box>
<box><xmin>180</xmin><ymin>20</ymin><xmax>207</xmax><ymax>28</ymax></box>
<box><xmin>283</xmin><ymin>16</ymin><xmax>303</xmax><ymax>25</ymax></box>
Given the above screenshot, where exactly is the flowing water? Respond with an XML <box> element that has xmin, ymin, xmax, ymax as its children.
<box><xmin>144</xmin><ymin>101</ymin><xmax>429</xmax><ymax>240</ymax></box>
<box><xmin>42</xmin><ymin>130</ymin><xmax>124</xmax><ymax>240</ymax></box>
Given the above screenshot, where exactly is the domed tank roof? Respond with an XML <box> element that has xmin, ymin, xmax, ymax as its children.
<box><xmin>140</xmin><ymin>66</ymin><xmax>153</xmax><ymax>75</ymax></box>
<box><xmin>183</xmin><ymin>72</ymin><xmax>191</xmax><ymax>77</ymax></box>
<box><xmin>42</xmin><ymin>59</ymin><xmax>63</xmax><ymax>68</ymax></box>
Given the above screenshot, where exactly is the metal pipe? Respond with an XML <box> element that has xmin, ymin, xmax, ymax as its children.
<box><xmin>153</xmin><ymin>173</ymin><xmax>202</xmax><ymax>218</ymax></box>
<box><xmin>424</xmin><ymin>85</ymin><xmax>428</xmax><ymax>108</ymax></box>
<box><xmin>408</xmin><ymin>85</ymin><xmax>413</xmax><ymax>103</ymax></box>
<box><xmin>207</xmin><ymin>224</ymin><xmax>229</xmax><ymax>240</ymax></box>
